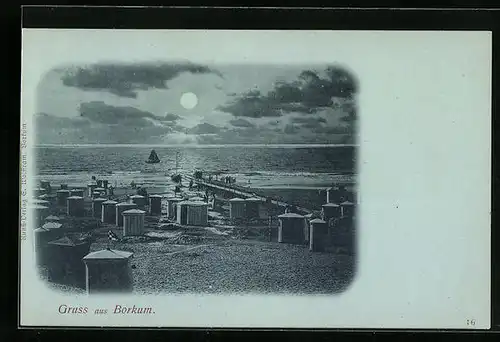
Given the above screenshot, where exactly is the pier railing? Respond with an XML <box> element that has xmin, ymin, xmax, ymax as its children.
<box><xmin>184</xmin><ymin>174</ymin><xmax>313</xmax><ymax>215</ymax></box>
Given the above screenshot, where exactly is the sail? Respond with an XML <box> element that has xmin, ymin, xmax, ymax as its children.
<box><xmin>146</xmin><ymin>150</ymin><xmax>160</xmax><ymax>164</ymax></box>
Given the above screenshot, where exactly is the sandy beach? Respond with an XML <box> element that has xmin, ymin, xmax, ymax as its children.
<box><xmin>33</xmin><ymin>175</ymin><xmax>356</xmax><ymax>295</ymax></box>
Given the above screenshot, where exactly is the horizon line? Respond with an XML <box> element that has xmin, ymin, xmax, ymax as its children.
<box><xmin>34</xmin><ymin>143</ymin><xmax>358</xmax><ymax>148</ymax></box>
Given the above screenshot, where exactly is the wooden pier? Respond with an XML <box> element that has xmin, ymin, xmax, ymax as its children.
<box><xmin>183</xmin><ymin>174</ymin><xmax>314</xmax><ymax>215</ymax></box>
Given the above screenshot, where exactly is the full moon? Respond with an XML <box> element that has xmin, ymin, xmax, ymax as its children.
<box><xmin>180</xmin><ymin>92</ymin><xmax>198</xmax><ymax>110</ymax></box>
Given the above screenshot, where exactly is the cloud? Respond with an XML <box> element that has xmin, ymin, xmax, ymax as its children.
<box><xmin>187</xmin><ymin>123</ymin><xmax>222</xmax><ymax>135</ymax></box>
<box><xmin>284</xmin><ymin>124</ymin><xmax>300</xmax><ymax>135</ymax></box>
<box><xmin>229</xmin><ymin>118</ymin><xmax>255</xmax><ymax>128</ymax></box>
<box><xmin>217</xmin><ymin>65</ymin><xmax>358</xmax><ymax>118</ymax></box>
<box><xmin>268</xmin><ymin>120</ymin><xmax>281</xmax><ymax>126</ymax></box>
<box><xmin>79</xmin><ymin>101</ymin><xmax>169</xmax><ymax>127</ymax></box>
<box><xmin>196</xmin><ymin>134</ymin><xmax>224</xmax><ymax>144</ymax></box>
<box><xmin>290</xmin><ymin>116</ymin><xmax>327</xmax><ymax>129</ymax></box>
<box><xmin>37</xmin><ymin>63</ymin><xmax>358</xmax><ymax>145</ymax></box>
<box><xmin>311</xmin><ymin>125</ymin><xmax>352</xmax><ymax>134</ymax></box>
<box><xmin>60</xmin><ymin>61</ymin><xmax>223</xmax><ymax>98</ymax></box>
<box><xmin>163</xmin><ymin>113</ymin><xmax>182</xmax><ymax>122</ymax></box>
<box><xmin>216</xmin><ymin>89</ymin><xmax>283</xmax><ymax>118</ymax></box>
<box><xmin>35</xmin><ymin>109</ymin><xmax>355</xmax><ymax>145</ymax></box>
<box><xmin>159</xmin><ymin>132</ymin><xmax>200</xmax><ymax>145</ymax></box>
<box><xmin>35</xmin><ymin>105</ymin><xmax>188</xmax><ymax>144</ymax></box>
<box><xmin>35</xmin><ymin>112</ymin><xmax>92</xmax><ymax>128</ymax></box>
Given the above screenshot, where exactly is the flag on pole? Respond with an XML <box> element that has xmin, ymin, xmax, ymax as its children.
<box><xmin>108</xmin><ymin>230</ymin><xmax>119</xmax><ymax>242</ymax></box>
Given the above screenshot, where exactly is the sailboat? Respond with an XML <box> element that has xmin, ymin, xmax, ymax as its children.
<box><xmin>146</xmin><ymin>150</ymin><xmax>160</xmax><ymax>164</ymax></box>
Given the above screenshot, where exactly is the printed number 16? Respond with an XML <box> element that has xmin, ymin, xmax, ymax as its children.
<box><xmin>467</xmin><ymin>319</ymin><xmax>476</xmax><ymax>327</ymax></box>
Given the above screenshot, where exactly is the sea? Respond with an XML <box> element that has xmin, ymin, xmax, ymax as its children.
<box><xmin>34</xmin><ymin>145</ymin><xmax>357</xmax><ymax>210</ymax></box>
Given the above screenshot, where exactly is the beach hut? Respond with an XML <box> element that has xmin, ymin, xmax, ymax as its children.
<box><xmin>176</xmin><ymin>201</ymin><xmax>192</xmax><ymax>225</ymax></box>
<box><xmin>101</xmin><ymin>200</ymin><xmax>117</xmax><ymax>224</ymax></box>
<box><xmin>34</xmin><ymin>227</ymin><xmax>55</xmax><ymax>266</ymax></box>
<box><xmin>277</xmin><ymin>213</ymin><xmax>305</xmax><ymax>244</ymax></box>
<box><xmin>42</xmin><ymin>222</ymin><xmax>66</xmax><ymax>242</ymax></box>
<box><xmin>166</xmin><ymin>197</ymin><xmax>183</xmax><ymax>219</ymax></box>
<box><xmin>332</xmin><ymin>215</ymin><xmax>356</xmax><ymax>232</ymax></box>
<box><xmin>129</xmin><ymin>194</ymin><xmax>146</xmax><ymax>207</ymax></box>
<box><xmin>44</xmin><ymin>215</ymin><xmax>61</xmax><ymax>223</ymax></box>
<box><xmin>115</xmin><ymin>202</ymin><xmax>138</xmax><ymax>227</ymax></box>
<box><xmin>92</xmin><ymin>198</ymin><xmax>107</xmax><ymax>219</ymax></box>
<box><xmin>309</xmin><ymin>219</ymin><xmax>328</xmax><ymax>252</ymax></box>
<box><xmin>41</xmin><ymin>221</ymin><xmax>65</xmax><ymax>234</ymax></box>
<box><xmin>322</xmin><ymin>203</ymin><xmax>341</xmax><ymax>223</ymax></box>
<box><xmin>338</xmin><ymin>186</ymin><xmax>350</xmax><ymax>202</ymax></box>
<box><xmin>82</xmin><ymin>248</ymin><xmax>134</xmax><ymax>294</ymax></box>
<box><xmin>56</xmin><ymin>189</ymin><xmax>70</xmax><ymax>206</ymax></box>
<box><xmin>30</xmin><ymin>198</ymin><xmax>50</xmax><ymax>207</ymax></box>
<box><xmin>190</xmin><ymin>196</ymin><xmax>205</xmax><ymax>202</ymax></box>
<box><xmin>341</xmin><ymin>201</ymin><xmax>355</xmax><ymax>218</ymax></box>
<box><xmin>36</xmin><ymin>222</ymin><xmax>67</xmax><ymax>258</ymax></box>
<box><xmin>34</xmin><ymin>226</ymin><xmax>54</xmax><ymax>244</ymax></box>
<box><xmin>46</xmin><ymin>236</ymin><xmax>91</xmax><ymax>285</ymax></box>
<box><xmin>229</xmin><ymin>198</ymin><xmax>246</xmax><ymax>219</ymax></box>
<box><xmin>186</xmin><ymin>201</ymin><xmax>209</xmax><ymax>226</ymax></box>
<box><xmin>67</xmin><ymin>196</ymin><xmax>84</xmax><ymax>217</ymax></box>
<box><xmin>33</xmin><ymin>187</ymin><xmax>47</xmax><ymax>198</ymax></box>
<box><xmin>70</xmin><ymin>188</ymin><xmax>85</xmax><ymax>197</ymax></box>
<box><xmin>149</xmin><ymin>195</ymin><xmax>162</xmax><ymax>216</ymax></box>
<box><xmin>326</xmin><ymin>187</ymin><xmax>341</xmax><ymax>204</ymax></box>
<box><xmin>245</xmin><ymin>197</ymin><xmax>261</xmax><ymax>219</ymax></box>
<box><xmin>40</xmin><ymin>180</ymin><xmax>51</xmax><ymax>193</ymax></box>
<box><xmin>34</xmin><ymin>220</ymin><xmax>63</xmax><ymax>244</ymax></box>
<box><xmin>122</xmin><ymin>209</ymin><xmax>145</xmax><ymax>236</ymax></box>
<box><xmin>30</xmin><ymin>204</ymin><xmax>49</xmax><ymax>229</ymax></box>
<box><xmin>94</xmin><ymin>187</ymin><xmax>106</xmax><ymax>197</ymax></box>
<box><xmin>304</xmin><ymin>213</ymin><xmax>313</xmax><ymax>242</ymax></box>
<box><xmin>87</xmin><ymin>183</ymin><xmax>97</xmax><ymax>197</ymax></box>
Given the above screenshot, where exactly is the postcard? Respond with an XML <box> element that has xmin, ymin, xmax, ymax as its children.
<box><xmin>19</xmin><ymin>29</ymin><xmax>491</xmax><ymax>329</ymax></box>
